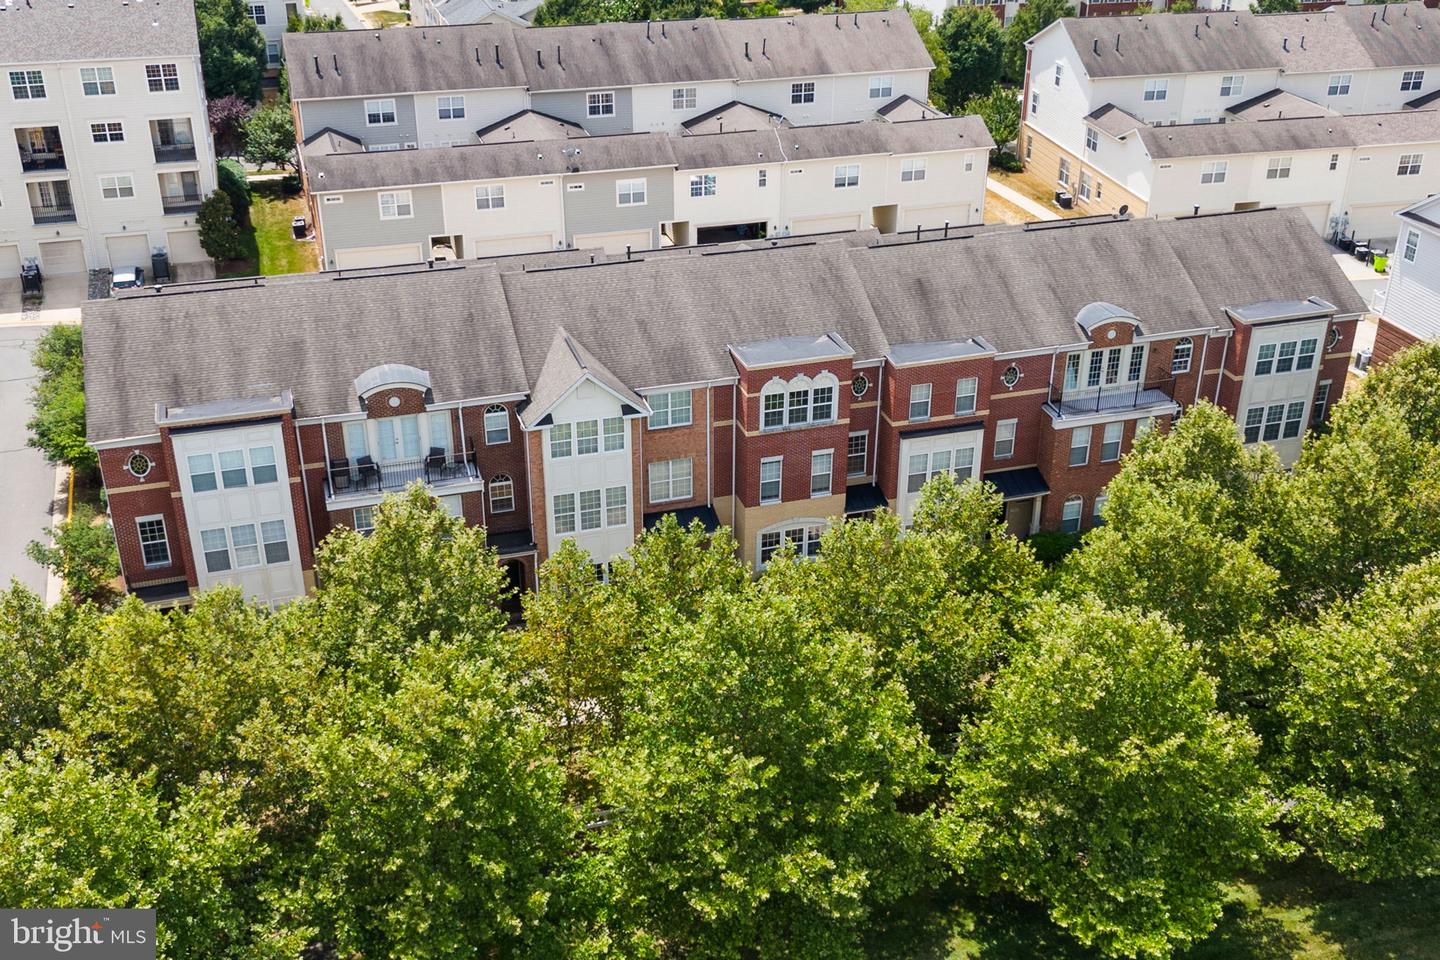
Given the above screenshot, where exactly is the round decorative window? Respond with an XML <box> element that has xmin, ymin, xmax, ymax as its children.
<box><xmin>1001</xmin><ymin>363</ymin><xmax>1022</xmax><ymax>389</ymax></box>
<box><xmin>126</xmin><ymin>451</ymin><xmax>152</xmax><ymax>478</ymax></box>
<box><xmin>1327</xmin><ymin>327</ymin><xmax>1341</xmax><ymax>349</ymax></box>
<box><xmin>851</xmin><ymin>373</ymin><xmax>870</xmax><ymax>397</ymax></box>
<box><xmin>387</xmin><ymin>395</ymin><xmax>402</xmax><ymax>408</ymax></box>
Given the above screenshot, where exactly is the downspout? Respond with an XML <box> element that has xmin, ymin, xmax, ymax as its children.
<box><xmin>522</xmin><ymin>420</ymin><xmax>538</xmax><ymax>589</ymax></box>
<box><xmin>1193</xmin><ymin>333</ymin><xmax>1210</xmax><ymax>405</ymax></box>
<box><xmin>294</xmin><ymin>418</ymin><xmax>319</xmax><ymax>583</ymax></box>
<box><xmin>730</xmin><ymin>383</ymin><xmax>738</xmax><ymax>528</ymax></box>
<box><xmin>1212</xmin><ymin>332</ymin><xmax>1230</xmax><ymax>405</ymax></box>
<box><xmin>706</xmin><ymin>384</ymin><xmax>713</xmax><ymax>507</ymax></box>
<box><xmin>871</xmin><ymin>361</ymin><xmax>884</xmax><ymax>478</ymax></box>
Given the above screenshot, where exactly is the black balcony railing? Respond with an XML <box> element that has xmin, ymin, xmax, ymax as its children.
<box><xmin>161</xmin><ymin>190</ymin><xmax>203</xmax><ymax>213</ymax></box>
<box><xmin>1047</xmin><ymin>376</ymin><xmax>1178</xmax><ymax>417</ymax></box>
<box><xmin>153</xmin><ymin>142</ymin><xmax>197</xmax><ymax>163</ymax></box>
<box><xmin>30</xmin><ymin>203</ymin><xmax>76</xmax><ymax>224</ymax></box>
<box><xmin>324</xmin><ymin>450</ymin><xmax>478</xmax><ymax>501</ymax></box>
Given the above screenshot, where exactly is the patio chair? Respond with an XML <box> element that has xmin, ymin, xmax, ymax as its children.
<box><xmin>356</xmin><ymin>455</ymin><xmax>381</xmax><ymax>492</ymax></box>
<box><xmin>328</xmin><ymin>457</ymin><xmax>351</xmax><ymax>493</ymax></box>
<box><xmin>424</xmin><ymin>447</ymin><xmax>448</xmax><ymax>482</ymax></box>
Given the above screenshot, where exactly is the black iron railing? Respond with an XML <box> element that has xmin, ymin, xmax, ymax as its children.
<box><xmin>161</xmin><ymin>190</ymin><xmax>203</xmax><ymax>212</ymax></box>
<box><xmin>30</xmin><ymin>203</ymin><xmax>76</xmax><ymax>224</ymax></box>
<box><xmin>324</xmin><ymin>450</ymin><xmax>477</xmax><ymax>500</ymax></box>
<box><xmin>153</xmin><ymin>143</ymin><xmax>197</xmax><ymax>163</ymax></box>
<box><xmin>1047</xmin><ymin>376</ymin><xmax>1177</xmax><ymax>416</ymax></box>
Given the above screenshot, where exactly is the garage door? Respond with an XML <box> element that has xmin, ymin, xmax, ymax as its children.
<box><xmin>899</xmin><ymin>203</ymin><xmax>972</xmax><ymax>232</ymax></box>
<box><xmin>1345</xmin><ymin>203</ymin><xmax>1405</xmax><ymax>246</ymax></box>
<box><xmin>571</xmin><ymin>228</ymin><xmax>653</xmax><ymax>255</ymax></box>
<box><xmin>0</xmin><ymin>245</ymin><xmax>20</xmax><ymax>279</ymax></box>
<box><xmin>334</xmin><ymin>243</ymin><xmax>424</xmax><ymax>269</ymax></box>
<box><xmin>468</xmin><ymin>234</ymin><xmax>553</xmax><ymax>259</ymax></box>
<box><xmin>105</xmin><ymin>234</ymin><xmax>152</xmax><ymax>273</ymax></box>
<box><xmin>166</xmin><ymin>229</ymin><xmax>206</xmax><ymax>265</ymax></box>
<box><xmin>792</xmin><ymin>213</ymin><xmax>862</xmax><ymax>236</ymax></box>
<box><xmin>39</xmin><ymin>239</ymin><xmax>86</xmax><ymax>275</ymax></box>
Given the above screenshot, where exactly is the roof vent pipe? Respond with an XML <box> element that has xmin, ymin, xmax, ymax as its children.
<box><xmin>1234</xmin><ymin>15</ymin><xmax>1239</xmax><ymax>25</ymax></box>
<box><xmin>626</xmin><ymin>245</ymin><xmax>632</xmax><ymax>260</ymax></box>
<box><xmin>762</xmin><ymin>37</ymin><xmax>767</xmax><ymax>55</ymax></box>
<box><xmin>536</xmin><ymin>48</ymin><xmax>543</xmax><ymax>67</ymax></box>
<box><xmin>1205</xmin><ymin>14</ymin><xmax>1210</xmax><ymax>26</ymax></box>
<box><xmin>1194</xmin><ymin>24</ymin><xmax>1199</xmax><ymax>39</ymax></box>
<box><xmin>1372</xmin><ymin>11</ymin><xmax>1377</xmax><ymax>27</ymax></box>
<box><xmin>332</xmin><ymin>53</ymin><xmax>339</xmax><ymax>72</ymax></box>
<box><xmin>646</xmin><ymin>19</ymin><xmax>650</xmax><ymax>39</ymax></box>
<box><xmin>494</xmin><ymin>43</ymin><xmax>501</xmax><ymax>66</ymax></box>
<box><xmin>557</xmin><ymin>44</ymin><xmax>562</xmax><ymax>67</ymax></box>
<box><xmin>915</xmin><ymin>224</ymin><xmax>922</xmax><ymax>241</ymax></box>
<box><xmin>835</xmin><ymin>14</ymin><xmax>840</xmax><ymax>27</ymax></box>
<box><xmin>1193</xmin><ymin>204</ymin><xmax>1200</xmax><ymax>216</ymax></box>
<box><xmin>1093</xmin><ymin>37</ymin><xmax>1099</xmax><ymax>55</ymax></box>
<box><xmin>313</xmin><ymin>55</ymin><xmax>320</xmax><ymax>77</ymax></box>
<box><xmin>943</xmin><ymin>220</ymin><xmax>950</xmax><ymax>238</ymax></box>
<box><xmin>1382</xmin><ymin>4</ymin><xmax>1388</xmax><ymax>23</ymax></box>
<box><xmin>1301</xmin><ymin>35</ymin><xmax>1305</xmax><ymax>48</ymax></box>
<box><xmin>745</xmin><ymin>40</ymin><xmax>750</xmax><ymax>59</ymax></box>
<box><xmin>1282</xmin><ymin>37</ymin><xmax>1288</xmax><ymax>51</ymax></box>
<box><xmin>1115</xmin><ymin>33</ymin><xmax>1120</xmax><ymax>53</ymax></box>
<box><xmin>853</xmin><ymin>12</ymin><xmax>858</xmax><ymax>26</ymax></box>
<box><xmin>662</xmin><ymin>22</ymin><xmax>666</xmax><ymax>37</ymax></box>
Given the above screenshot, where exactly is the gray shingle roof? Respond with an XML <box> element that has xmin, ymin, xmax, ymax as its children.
<box><xmin>284</xmin><ymin>11</ymin><xmax>930</xmax><ymax>101</ymax></box>
<box><xmin>520</xmin><ymin>329</ymin><xmax>648</xmax><ymax>428</ymax></box>
<box><xmin>0</xmin><ymin>0</ymin><xmax>200</xmax><ymax>62</ymax></box>
<box><xmin>681</xmin><ymin>101</ymin><xmax>789</xmax><ymax>135</ymax></box>
<box><xmin>475</xmin><ymin>109</ymin><xmax>587</xmax><ymax>143</ymax></box>
<box><xmin>1055</xmin><ymin>3</ymin><xmax>1440</xmax><ymax>80</ymax></box>
<box><xmin>1133</xmin><ymin>108</ymin><xmax>1440</xmax><ymax>158</ymax></box>
<box><xmin>427</xmin><ymin>0</ymin><xmax>543</xmax><ymax>25</ymax></box>
<box><xmin>83</xmin><ymin>208</ymin><xmax>1367</xmax><ymax>442</ymax></box>
<box><xmin>1225</xmin><ymin>89</ymin><xmax>1336</xmax><ymax>121</ymax></box>
<box><xmin>876</xmin><ymin>94</ymin><xmax>949</xmax><ymax>122</ymax></box>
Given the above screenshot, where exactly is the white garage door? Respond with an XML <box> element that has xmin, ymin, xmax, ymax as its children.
<box><xmin>0</xmin><ymin>245</ymin><xmax>21</xmax><ymax>279</ymax></box>
<box><xmin>1287</xmin><ymin>203</ymin><xmax>1333</xmax><ymax>236</ymax></box>
<box><xmin>105</xmin><ymin>234</ymin><xmax>152</xmax><ymax>273</ymax></box>
<box><xmin>166</xmin><ymin>229</ymin><xmax>206</xmax><ymax>264</ymax></box>
<box><xmin>1345</xmin><ymin>203</ymin><xmax>1405</xmax><ymax>247</ymax></box>
<box><xmin>334</xmin><ymin>243</ymin><xmax>424</xmax><ymax>269</ymax></box>
<box><xmin>899</xmin><ymin>203</ymin><xmax>972</xmax><ymax>232</ymax></box>
<box><xmin>572</xmin><ymin>228</ymin><xmax>653</xmax><ymax>255</ymax></box>
<box><xmin>792</xmin><ymin>213</ymin><xmax>862</xmax><ymax>236</ymax></box>
<box><xmin>468</xmin><ymin>234</ymin><xmax>553</xmax><ymax>259</ymax></box>
<box><xmin>39</xmin><ymin>239</ymin><xmax>86</xmax><ymax>275</ymax></box>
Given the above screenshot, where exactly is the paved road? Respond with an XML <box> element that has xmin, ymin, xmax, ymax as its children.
<box><xmin>307</xmin><ymin>0</ymin><xmax>367</xmax><ymax>29</ymax></box>
<box><xmin>0</xmin><ymin>325</ymin><xmax>57</xmax><ymax>595</ymax></box>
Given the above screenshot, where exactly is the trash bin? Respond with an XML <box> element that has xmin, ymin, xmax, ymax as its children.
<box><xmin>20</xmin><ymin>262</ymin><xmax>42</xmax><ymax>298</ymax></box>
<box><xmin>1373</xmin><ymin>253</ymin><xmax>1389</xmax><ymax>273</ymax></box>
<box><xmin>292</xmin><ymin>216</ymin><xmax>307</xmax><ymax>240</ymax></box>
<box><xmin>151</xmin><ymin>249</ymin><xmax>171</xmax><ymax>283</ymax></box>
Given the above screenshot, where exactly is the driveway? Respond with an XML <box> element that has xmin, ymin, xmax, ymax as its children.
<box><xmin>0</xmin><ymin>324</ymin><xmax>61</xmax><ymax>596</ymax></box>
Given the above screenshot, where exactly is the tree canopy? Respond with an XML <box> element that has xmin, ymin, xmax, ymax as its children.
<box><xmin>195</xmin><ymin>0</ymin><xmax>266</xmax><ymax>103</ymax></box>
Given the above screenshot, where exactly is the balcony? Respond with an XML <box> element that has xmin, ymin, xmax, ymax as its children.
<box><xmin>153</xmin><ymin>142</ymin><xmax>198</xmax><ymax>164</ymax></box>
<box><xmin>151</xmin><ymin>119</ymin><xmax>197</xmax><ymax>164</ymax></box>
<box><xmin>28</xmin><ymin>179</ymin><xmax>75</xmax><ymax>224</ymax></box>
<box><xmin>30</xmin><ymin>202</ymin><xmax>76</xmax><ymax>224</ymax></box>
<box><xmin>323</xmin><ymin>450</ymin><xmax>481</xmax><ymax>505</ymax></box>
<box><xmin>1045</xmin><ymin>377</ymin><xmax>1179</xmax><ymax>421</ymax></box>
<box><xmin>16</xmin><ymin>126</ymin><xmax>64</xmax><ymax>172</ymax></box>
<box><xmin>160</xmin><ymin>190</ymin><xmax>203</xmax><ymax>213</ymax></box>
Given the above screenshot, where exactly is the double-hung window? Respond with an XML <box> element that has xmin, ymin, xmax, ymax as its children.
<box><xmin>262</xmin><ymin>521</ymin><xmax>290</xmax><ymax>564</ymax></box>
<box><xmin>1126</xmin><ymin>344</ymin><xmax>1145</xmax><ymax>383</ymax></box>
<box><xmin>1329</xmin><ymin>153</ymin><xmax>1340</xmax><ymax>171</ymax></box>
<box><xmin>1263</xmin><ymin>404</ymin><xmax>1285</xmax><ymax>441</ymax></box>
<box><xmin>1282</xmin><ymin>401</ymin><xmax>1306</xmax><ymax>439</ymax></box>
<box><xmin>1054</xmin><ymin>63</ymin><xmax>1063</xmax><ymax>87</ymax></box>
<box><xmin>1078</xmin><ymin>171</ymin><xmax>1093</xmax><ymax>202</ymax></box>
<box><xmin>1100</xmin><ymin>422</ymin><xmax>1123</xmax><ymax>462</ymax></box>
<box><xmin>1030</xmin><ymin>90</ymin><xmax>1040</xmax><ymax>115</ymax></box>
<box><xmin>1143</xmin><ymin>78</ymin><xmax>1168</xmax><ymax>102</ymax></box>
<box><xmin>1220</xmin><ymin>74</ymin><xmax>1243</xmax><ymax>97</ymax></box>
<box><xmin>901</xmin><ymin>158</ymin><xmax>926</xmax><ymax>182</ymax></box>
<box><xmin>616</xmin><ymin>178</ymin><xmax>646</xmax><ymax>206</ymax></box>
<box><xmin>955</xmin><ymin>376</ymin><xmax>978</xmax><ymax>415</ymax></box>
<box><xmin>188</xmin><ymin>454</ymin><xmax>217</xmax><ymax>492</ymax></box>
<box><xmin>1403</xmin><ymin>228</ymin><xmax>1421</xmax><ymax>262</ymax></box>
<box><xmin>553</xmin><ymin>493</ymin><xmax>576</xmax><ymax>534</ymax></box>
<box><xmin>847</xmin><ymin>433</ymin><xmax>868</xmax><ymax>477</ymax></box>
<box><xmin>587</xmin><ymin>91</ymin><xmax>615</xmax><ymax>117</ymax></box>
<box><xmin>1275</xmin><ymin>340</ymin><xmax>1298</xmax><ymax>374</ymax></box>
<box><xmin>9</xmin><ymin>70</ymin><xmax>45</xmax><ymax>99</ymax></box>
<box><xmin>1398</xmin><ymin>153</ymin><xmax>1423</xmax><ymax>176</ymax></box>
<box><xmin>137</xmin><ymin>517</ymin><xmax>170</xmax><ymax>567</ymax></box>
<box><xmin>550</xmin><ymin>423</ymin><xmax>573</xmax><ymax>459</ymax></box>
<box><xmin>80</xmin><ymin>66</ymin><xmax>116</xmax><ymax>96</ymax></box>
<box><xmin>1402</xmin><ymin>69</ymin><xmax>1426</xmax><ymax>92</ymax></box>
<box><xmin>762</xmin><ymin>390</ymin><xmax>785</xmax><ymax>429</ymax></box>
<box><xmin>1296</xmin><ymin>338</ymin><xmax>1317</xmax><ymax>371</ymax></box>
<box><xmin>1200</xmin><ymin>161</ymin><xmax>1227</xmax><ymax>184</ymax></box>
<box><xmin>689</xmin><ymin>174</ymin><xmax>716</xmax><ymax>197</ymax></box>
<box><xmin>908</xmin><ymin>383</ymin><xmax>932</xmax><ymax>421</ymax></box>
<box><xmin>249</xmin><ymin>446</ymin><xmax>278</xmax><ymax>484</ymax></box>
<box><xmin>379</xmin><ymin>190</ymin><xmax>413</xmax><ymax>219</ymax></box>
<box><xmin>833</xmin><ymin>164</ymin><xmax>860</xmax><ymax>189</ymax></box>
<box><xmin>266</xmin><ymin>42</ymin><xmax>281</xmax><ymax>67</ymax></box>
<box><xmin>91</xmin><ymin>122</ymin><xmax>124</xmax><ymax>143</ymax></box>
<box><xmin>1085</xmin><ymin>126</ymin><xmax>1099</xmax><ymax>152</ymax></box>
<box><xmin>201</xmin><ymin>528</ymin><xmax>231</xmax><ymax>573</ymax></box>
<box><xmin>787</xmin><ymin>387</ymin><xmax>810</xmax><ymax>426</ymax></box>
<box><xmin>758</xmin><ymin>169</ymin><xmax>768</xmax><ymax>188</ymax></box>
<box><xmin>1312</xmin><ymin>381</ymin><xmax>1332</xmax><ymax>425</ymax></box>
<box><xmin>603</xmin><ymin>416</ymin><xmax>625</xmax><ymax>452</ymax></box>
<box><xmin>759</xmin><ymin>457</ymin><xmax>782</xmax><ymax>504</ymax></box>
<box><xmin>247</xmin><ymin>2</ymin><xmax>267</xmax><ymax>23</ymax></box>
<box><xmin>489</xmin><ymin>475</ymin><xmax>515</xmax><ymax>513</ymax></box>
<box><xmin>475</xmin><ymin>184</ymin><xmax>505</xmax><ymax>210</ymax></box>
<box><xmin>232</xmin><ymin>524</ymin><xmax>260</xmax><ymax>568</ymax></box>
<box><xmin>437</xmin><ymin>95</ymin><xmax>465</xmax><ymax>119</ymax></box>
<box><xmin>791</xmin><ymin>81</ymin><xmax>815</xmax><ymax>104</ymax></box>
<box><xmin>605</xmin><ymin>487</ymin><xmax>627</xmax><ymax>527</ymax></box>
<box><xmin>811</xmin><ymin>384</ymin><xmax>834</xmax><ymax>422</ymax></box>
<box><xmin>810</xmin><ymin>450</ymin><xmax>833</xmax><ymax>497</ymax></box>
<box><xmin>1254</xmin><ymin>342</ymin><xmax>1277</xmax><ymax>376</ymax></box>
<box><xmin>577</xmin><ymin>491</ymin><xmax>601</xmax><ymax>531</ymax></box>
<box><xmin>1058</xmin><ymin>157</ymin><xmax>1071</xmax><ymax>185</ymax></box>
<box><xmin>484</xmin><ymin>404</ymin><xmax>510</xmax><ymax>444</ymax></box>
<box><xmin>994</xmin><ymin>419</ymin><xmax>1017</xmax><ymax>459</ymax></box>
<box><xmin>648</xmin><ymin>459</ymin><xmax>693</xmax><ymax>503</ymax></box>
<box><xmin>219</xmin><ymin>450</ymin><xmax>248</xmax><ymax>488</ymax></box>
<box><xmin>868</xmin><ymin>75</ymin><xmax>893</xmax><ymax>99</ymax></box>
<box><xmin>575</xmin><ymin>419</ymin><xmax>600</xmax><ymax>455</ymax></box>
<box><xmin>1266</xmin><ymin>156</ymin><xmax>1292</xmax><ymax>180</ymax></box>
<box><xmin>1061</xmin><ymin>496</ymin><xmax>1083</xmax><ymax>533</ymax></box>
<box><xmin>1069</xmin><ymin>426</ymin><xmax>1091</xmax><ymax>467</ymax></box>
<box><xmin>146</xmin><ymin>63</ymin><xmax>180</xmax><ymax>92</ymax></box>
<box><xmin>365</xmin><ymin>98</ymin><xmax>396</xmax><ymax>125</ymax></box>
<box><xmin>672</xmin><ymin>87</ymin><xmax>697</xmax><ymax>110</ymax></box>
<box><xmin>1171</xmin><ymin>337</ymin><xmax>1193</xmax><ymax>374</ymax></box>
<box><xmin>648</xmin><ymin>389</ymin><xmax>692</xmax><ymax>428</ymax></box>
<box><xmin>1327</xmin><ymin>73</ymin><xmax>1352</xmax><ymax>97</ymax></box>
<box><xmin>100</xmin><ymin>175</ymin><xmax>135</xmax><ymax>199</ymax></box>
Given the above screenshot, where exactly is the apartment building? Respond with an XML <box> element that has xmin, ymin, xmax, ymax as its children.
<box><xmin>1372</xmin><ymin>194</ymin><xmax>1440</xmax><ymax>362</ymax></box>
<box><xmin>245</xmin><ymin>1</ymin><xmax>301</xmax><ymax>72</ymax></box>
<box><xmin>412</xmin><ymin>0</ymin><xmax>543</xmax><ymax>27</ymax></box>
<box><xmin>1023</xmin><ymin>4</ymin><xmax>1440</xmax><ymax>241</ymax></box>
<box><xmin>301</xmin><ymin>112</ymin><xmax>992</xmax><ymax>266</ymax></box>
<box><xmin>0</xmin><ymin>0</ymin><xmax>218</xmax><ymax>279</ymax></box>
<box><xmin>84</xmin><ymin>207</ymin><xmax>1364</xmax><ymax>608</ymax></box>
<box><xmin>282</xmin><ymin>13</ymin><xmax>934</xmax><ymax>145</ymax></box>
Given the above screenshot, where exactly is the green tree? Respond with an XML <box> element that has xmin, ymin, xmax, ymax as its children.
<box><xmin>241</xmin><ymin>104</ymin><xmax>297</xmax><ymax>172</ymax></box>
<box><xmin>195</xmin><ymin>0</ymin><xmax>266</xmax><ymax>102</ymax></box>
<box><xmin>25</xmin><ymin>323</ymin><xmax>95</xmax><ymax>475</ymax></box>
<box><xmin>940</xmin><ymin>599</ymin><xmax>1285</xmax><ymax>958</ymax></box>
<box><xmin>1277</xmin><ymin>556</ymin><xmax>1440</xmax><ymax>880</ymax></box>
<box><xmin>595</xmin><ymin>582</ymin><xmax>937</xmax><ymax>958</ymax></box>
<box><xmin>196</xmin><ymin>190</ymin><xmax>247</xmax><ymax>263</ymax></box>
<box><xmin>288</xmin><ymin>12</ymin><xmax>345</xmax><ymax>30</ymax></box>
<box><xmin>301</xmin><ymin>643</ymin><xmax>578</xmax><ymax>959</ymax></box>
<box><xmin>26</xmin><ymin>505</ymin><xmax>120</xmax><ymax>604</ymax></box>
<box><xmin>937</xmin><ymin>6</ymin><xmax>1004</xmax><ymax>110</ymax></box>
<box><xmin>0</xmin><ymin>585</ymin><xmax>90</xmax><ymax>754</ymax></box>
<box><xmin>217</xmin><ymin>158</ymin><xmax>251</xmax><ymax>216</ymax></box>
<box><xmin>962</xmin><ymin>86</ymin><xmax>1023</xmax><ymax>151</ymax></box>
<box><xmin>1002</xmin><ymin>0</ymin><xmax>1074</xmax><ymax>83</ymax></box>
<box><xmin>0</xmin><ymin>749</ymin><xmax>268</xmax><ymax>960</ymax></box>
<box><xmin>909</xmin><ymin>7</ymin><xmax>953</xmax><ymax>110</ymax></box>
<box><xmin>1253</xmin><ymin>0</ymin><xmax>1300</xmax><ymax>12</ymax></box>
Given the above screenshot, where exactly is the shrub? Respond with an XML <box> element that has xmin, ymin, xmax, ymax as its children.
<box><xmin>1026</xmin><ymin>530</ymin><xmax>1080</xmax><ymax>566</ymax></box>
<box><xmin>197</xmin><ymin>191</ymin><xmax>247</xmax><ymax>263</ymax></box>
<box><xmin>217</xmin><ymin>159</ymin><xmax>250</xmax><ymax>216</ymax></box>
<box><xmin>26</xmin><ymin>505</ymin><xmax>120</xmax><ymax>604</ymax></box>
<box><xmin>26</xmin><ymin>324</ymin><xmax>95</xmax><ymax>475</ymax></box>
<box><xmin>990</xmin><ymin>150</ymin><xmax>1024</xmax><ymax>172</ymax></box>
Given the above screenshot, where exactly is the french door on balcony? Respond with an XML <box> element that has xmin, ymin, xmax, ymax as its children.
<box><xmin>376</xmin><ymin>415</ymin><xmax>422</xmax><ymax>462</ymax></box>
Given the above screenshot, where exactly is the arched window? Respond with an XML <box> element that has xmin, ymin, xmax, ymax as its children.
<box><xmin>489</xmin><ymin>474</ymin><xmax>515</xmax><ymax>513</ymax></box>
<box><xmin>1171</xmin><ymin>337</ymin><xmax>1193</xmax><ymax>375</ymax></box>
<box><xmin>483</xmin><ymin>404</ymin><xmax>510</xmax><ymax>445</ymax></box>
<box><xmin>756</xmin><ymin>519</ymin><xmax>827</xmax><ymax>568</ymax></box>
<box><xmin>761</xmin><ymin>380</ymin><xmax>788</xmax><ymax>430</ymax></box>
<box><xmin>1061</xmin><ymin>495</ymin><xmax>1084</xmax><ymax>534</ymax></box>
<box><xmin>811</xmin><ymin>373</ymin><xmax>838</xmax><ymax>423</ymax></box>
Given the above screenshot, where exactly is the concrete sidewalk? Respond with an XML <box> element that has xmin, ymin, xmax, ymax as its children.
<box><xmin>987</xmin><ymin>177</ymin><xmax>1061</xmax><ymax>222</ymax></box>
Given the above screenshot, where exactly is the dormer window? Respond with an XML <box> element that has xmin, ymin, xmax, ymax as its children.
<box><xmin>761</xmin><ymin>374</ymin><xmax>839</xmax><ymax>430</ymax></box>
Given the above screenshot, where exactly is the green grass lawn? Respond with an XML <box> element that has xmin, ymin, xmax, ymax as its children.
<box><xmin>364</xmin><ymin>9</ymin><xmax>409</xmax><ymax>27</ymax></box>
<box><xmin>218</xmin><ymin>180</ymin><xmax>316</xmax><ymax>278</ymax></box>
<box><xmin>866</xmin><ymin>861</ymin><xmax>1440</xmax><ymax>960</ymax></box>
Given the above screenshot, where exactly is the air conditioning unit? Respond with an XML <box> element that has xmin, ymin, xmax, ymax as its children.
<box><xmin>1355</xmin><ymin>348</ymin><xmax>1373</xmax><ymax>372</ymax></box>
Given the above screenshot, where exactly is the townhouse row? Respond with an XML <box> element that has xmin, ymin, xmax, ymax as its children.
<box><xmin>301</xmin><ymin>108</ymin><xmax>992</xmax><ymax>266</ymax></box>
<box><xmin>83</xmin><ymin>208</ymin><xmax>1366</xmax><ymax>608</ymax></box>
<box><xmin>0</xmin><ymin>0</ymin><xmax>218</xmax><ymax>279</ymax></box>
<box><xmin>1022</xmin><ymin>4</ymin><xmax>1440</xmax><ymax>244</ymax></box>
<box><xmin>1372</xmin><ymin>195</ymin><xmax>1440</xmax><ymax>361</ymax></box>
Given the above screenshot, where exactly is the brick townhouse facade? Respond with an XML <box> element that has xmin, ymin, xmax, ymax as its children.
<box><xmin>83</xmin><ymin>207</ymin><xmax>1365</xmax><ymax>608</ymax></box>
